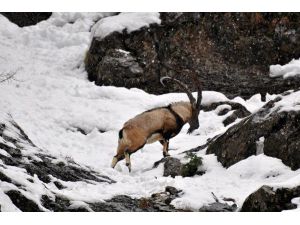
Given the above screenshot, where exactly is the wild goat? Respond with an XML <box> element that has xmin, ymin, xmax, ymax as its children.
<box><xmin>111</xmin><ymin>76</ymin><xmax>202</xmax><ymax>172</ymax></box>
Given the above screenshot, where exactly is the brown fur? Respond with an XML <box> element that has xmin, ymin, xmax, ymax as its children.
<box><xmin>111</xmin><ymin>102</ymin><xmax>193</xmax><ymax>170</ymax></box>
<box><xmin>111</xmin><ymin>75</ymin><xmax>202</xmax><ymax>171</ymax></box>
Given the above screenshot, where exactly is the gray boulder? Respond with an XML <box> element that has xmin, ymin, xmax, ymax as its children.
<box><xmin>241</xmin><ymin>185</ymin><xmax>300</xmax><ymax>212</ymax></box>
<box><xmin>207</xmin><ymin>91</ymin><xmax>300</xmax><ymax>170</ymax></box>
<box><xmin>154</xmin><ymin>154</ymin><xmax>204</xmax><ymax>178</ymax></box>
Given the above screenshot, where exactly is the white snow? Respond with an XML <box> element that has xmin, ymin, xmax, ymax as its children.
<box><xmin>256</xmin><ymin>136</ymin><xmax>265</xmax><ymax>155</ymax></box>
<box><xmin>92</xmin><ymin>12</ymin><xmax>161</xmax><ymax>39</ymax></box>
<box><xmin>1</xmin><ymin>12</ymin><xmax>300</xmax><ymax>212</ymax></box>
<box><xmin>270</xmin><ymin>58</ymin><xmax>300</xmax><ymax>78</ymax></box>
<box><xmin>275</xmin><ymin>91</ymin><xmax>300</xmax><ymax>113</ymax></box>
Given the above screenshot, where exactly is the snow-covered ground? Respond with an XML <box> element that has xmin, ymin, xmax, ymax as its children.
<box><xmin>1</xmin><ymin>13</ymin><xmax>300</xmax><ymax>211</ymax></box>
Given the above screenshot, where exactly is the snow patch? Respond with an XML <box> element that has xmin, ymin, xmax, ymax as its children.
<box><xmin>270</xmin><ymin>58</ymin><xmax>300</xmax><ymax>78</ymax></box>
<box><xmin>92</xmin><ymin>12</ymin><xmax>161</xmax><ymax>39</ymax></box>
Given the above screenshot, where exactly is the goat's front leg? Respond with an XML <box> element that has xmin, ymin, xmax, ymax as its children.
<box><xmin>124</xmin><ymin>151</ymin><xmax>131</xmax><ymax>172</ymax></box>
<box><xmin>160</xmin><ymin>140</ymin><xmax>170</xmax><ymax>157</ymax></box>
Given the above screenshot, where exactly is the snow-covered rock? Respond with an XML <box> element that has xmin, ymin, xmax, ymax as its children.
<box><xmin>207</xmin><ymin>89</ymin><xmax>300</xmax><ymax>170</ymax></box>
<box><xmin>92</xmin><ymin>12</ymin><xmax>161</xmax><ymax>39</ymax></box>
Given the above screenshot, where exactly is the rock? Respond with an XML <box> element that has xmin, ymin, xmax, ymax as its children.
<box><xmin>199</xmin><ymin>202</ymin><xmax>237</xmax><ymax>212</ymax></box>
<box><xmin>202</xmin><ymin>101</ymin><xmax>251</xmax><ymax>126</ymax></box>
<box><xmin>90</xmin><ymin>186</ymin><xmax>183</xmax><ymax>212</ymax></box>
<box><xmin>94</xmin><ymin>49</ymin><xmax>144</xmax><ymax>88</ymax></box>
<box><xmin>5</xmin><ymin>190</ymin><xmax>41</xmax><ymax>212</ymax></box>
<box><xmin>0</xmin><ymin>171</ymin><xmax>12</xmax><ymax>183</ymax></box>
<box><xmin>163</xmin><ymin>157</ymin><xmax>182</xmax><ymax>178</ymax></box>
<box><xmin>41</xmin><ymin>195</ymin><xmax>90</xmax><ymax>212</ymax></box>
<box><xmin>206</xmin><ymin>93</ymin><xmax>300</xmax><ymax>170</ymax></box>
<box><xmin>0</xmin><ymin>13</ymin><xmax>52</xmax><ymax>27</ymax></box>
<box><xmin>154</xmin><ymin>154</ymin><xmax>204</xmax><ymax>178</ymax></box>
<box><xmin>86</xmin><ymin>13</ymin><xmax>300</xmax><ymax>99</ymax></box>
<box><xmin>241</xmin><ymin>185</ymin><xmax>300</xmax><ymax>212</ymax></box>
<box><xmin>165</xmin><ymin>186</ymin><xmax>182</xmax><ymax>195</ymax></box>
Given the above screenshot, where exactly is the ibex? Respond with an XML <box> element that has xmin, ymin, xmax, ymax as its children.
<box><xmin>111</xmin><ymin>75</ymin><xmax>202</xmax><ymax>172</ymax></box>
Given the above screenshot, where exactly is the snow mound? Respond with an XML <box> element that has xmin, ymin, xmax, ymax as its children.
<box><xmin>270</xmin><ymin>58</ymin><xmax>300</xmax><ymax>78</ymax></box>
<box><xmin>92</xmin><ymin>12</ymin><xmax>161</xmax><ymax>39</ymax></box>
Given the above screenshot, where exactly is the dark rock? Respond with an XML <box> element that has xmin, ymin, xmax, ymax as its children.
<box><xmin>241</xmin><ymin>185</ymin><xmax>300</xmax><ymax>212</ymax></box>
<box><xmin>86</xmin><ymin>12</ymin><xmax>300</xmax><ymax>99</ymax></box>
<box><xmin>95</xmin><ymin>49</ymin><xmax>144</xmax><ymax>88</ymax></box>
<box><xmin>163</xmin><ymin>157</ymin><xmax>183</xmax><ymax>177</ymax></box>
<box><xmin>165</xmin><ymin>186</ymin><xmax>182</xmax><ymax>195</ymax></box>
<box><xmin>199</xmin><ymin>202</ymin><xmax>237</xmax><ymax>212</ymax></box>
<box><xmin>5</xmin><ymin>190</ymin><xmax>41</xmax><ymax>212</ymax></box>
<box><xmin>201</xmin><ymin>101</ymin><xmax>251</xmax><ymax>126</ymax></box>
<box><xmin>218</xmin><ymin>108</ymin><xmax>231</xmax><ymax>116</ymax></box>
<box><xmin>23</xmin><ymin>156</ymin><xmax>115</xmax><ymax>184</ymax></box>
<box><xmin>0</xmin><ymin>123</ymin><xmax>5</xmax><ymax>136</ymax></box>
<box><xmin>53</xmin><ymin>181</ymin><xmax>65</xmax><ymax>190</ymax></box>
<box><xmin>155</xmin><ymin>154</ymin><xmax>204</xmax><ymax>178</ymax></box>
<box><xmin>90</xmin><ymin>186</ymin><xmax>183</xmax><ymax>212</ymax></box>
<box><xmin>207</xmin><ymin>93</ymin><xmax>300</xmax><ymax>169</ymax></box>
<box><xmin>0</xmin><ymin>171</ymin><xmax>12</xmax><ymax>183</ymax></box>
<box><xmin>41</xmin><ymin>195</ymin><xmax>89</xmax><ymax>212</ymax></box>
<box><xmin>0</xmin><ymin>12</ymin><xmax>52</xmax><ymax>27</ymax></box>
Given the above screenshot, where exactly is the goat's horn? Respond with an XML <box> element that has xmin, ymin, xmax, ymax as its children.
<box><xmin>160</xmin><ymin>76</ymin><xmax>196</xmax><ymax>105</ymax></box>
<box><xmin>190</xmin><ymin>73</ymin><xmax>202</xmax><ymax>111</ymax></box>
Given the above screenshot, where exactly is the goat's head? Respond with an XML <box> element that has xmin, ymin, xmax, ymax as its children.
<box><xmin>160</xmin><ymin>74</ymin><xmax>202</xmax><ymax>134</ymax></box>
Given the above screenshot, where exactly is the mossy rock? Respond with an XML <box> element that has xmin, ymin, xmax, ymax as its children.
<box><xmin>181</xmin><ymin>153</ymin><xmax>203</xmax><ymax>177</ymax></box>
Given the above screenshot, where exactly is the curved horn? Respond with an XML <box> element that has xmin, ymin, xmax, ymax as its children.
<box><xmin>190</xmin><ymin>73</ymin><xmax>202</xmax><ymax>111</ymax></box>
<box><xmin>160</xmin><ymin>76</ymin><xmax>196</xmax><ymax>105</ymax></box>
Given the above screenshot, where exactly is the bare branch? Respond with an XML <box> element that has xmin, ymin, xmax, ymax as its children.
<box><xmin>0</xmin><ymin>70</ymin><xmax>18</xmax><ymax>83</ymax></box>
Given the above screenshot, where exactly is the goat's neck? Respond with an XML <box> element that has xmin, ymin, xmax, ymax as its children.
<box><xmin>170</xmin><ymin>102</ymin><xmax>192</xmax><ymax>123</ymax></box>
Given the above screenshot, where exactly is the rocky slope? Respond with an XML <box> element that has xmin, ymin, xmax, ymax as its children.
<box><xmin>0</xmin><ymin>118</ymin><xmax>185</xmax><ymax>212</ymax></box>
<box><xmin>86</xmin><ymin>12</ymin><xmax>300</xmax><ymax>99</ymax></box>
<box><xmin>206</xmin><ymin>89</ymin><xmax>300</xmax><ymax>170</ymax></box>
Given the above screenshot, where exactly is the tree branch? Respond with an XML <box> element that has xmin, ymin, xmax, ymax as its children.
<box><xmin>0</xmin><ymin>71</ymin><xmax>17</xmax><ymax>83</ymax></box>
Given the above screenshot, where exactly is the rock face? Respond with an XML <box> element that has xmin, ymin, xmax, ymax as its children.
<box><xmin>86</xmin><ymin>12</ymin><xmax>300</xmax><ymax>99</ymax></box>
<box><xmin>241</xmin><ymin>185</ymin><xmax>300</xmax><ymax>212</ymax></box>
<box><xmin>1</xmin><ymin>13</ymin><xmax>52</xmax><ymax>27</ymax></box>
<box><xmin>206</xmin><ymin>91</ymin><xmax>300</xmax><ymax>170</ymax></box>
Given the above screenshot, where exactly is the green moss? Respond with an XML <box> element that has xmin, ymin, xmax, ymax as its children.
<box><xmin>180</xmin><ymin>153</ymin><xmax>203</xmax><ymax>177</ymax></box>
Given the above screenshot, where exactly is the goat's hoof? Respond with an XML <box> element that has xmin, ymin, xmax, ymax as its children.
<box><xmin>126</xmin><ymin>164</ymin><xmax>131</xmax><ymax>172</ymax></box>
<box><xmin>163</xmin><ymin>153</ymin><xmax>170</xmax><ymax>158</ymax></box>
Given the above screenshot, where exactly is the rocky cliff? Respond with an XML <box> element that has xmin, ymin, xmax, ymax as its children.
<box><xmin>86</xmin><ymin>12</ymin><xmax>300</xmax><ymax>99</ymax></box>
